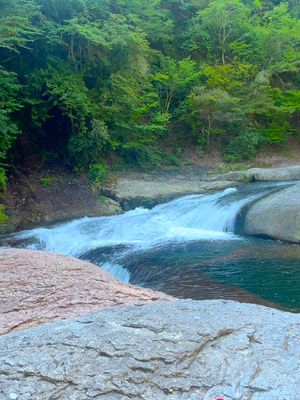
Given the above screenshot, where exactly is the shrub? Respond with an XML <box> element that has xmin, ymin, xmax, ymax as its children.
<box><xmin>89</xmin><ymin>163</ymin><xmax>108</xmax><ymax>187</ymax></box>
<box><xmin>225</xmin><ymin>132</ymin><xmax>265</xmax><ymax>162</ymax></box>
<box><xmin>0</xmin><ymin>168</ymin><xmax>7</xmax><ymax>191</ymax></box>
<box><xmin>122</xmin><ymin>143</ymin><xmax>163</xmax><ymax>169</ymax></box>
<box><xmin>40</xmin><ymin>177</ymin><xmax>54</xmax><ymax>186</ymax></box>
<box><xmin>0</xmin><ymin>205</ymin><xmax>9</xmax><ymax>224</ymax></box>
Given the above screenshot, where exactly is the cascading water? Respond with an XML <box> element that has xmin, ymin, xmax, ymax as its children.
<box><xmin>8</xmin><ymin>182</ymin><xmax>287</xmax><ymax>279</ymax></box>
<box><xmin>5</xmin><ymin>181</ymin><xmax>300</xmax><ymax>311</ymax></box>
<box><xmin>12</xmin><ymin>187</ymin><xmax>250</xmax><ymax>253</ymax></box>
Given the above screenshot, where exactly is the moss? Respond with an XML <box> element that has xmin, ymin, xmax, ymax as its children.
<box><xmin>40</xmin><ymin>177</ymin><xmax>55</xmax><ymax>186</ymax></box>
<box><xmin>0</xmin><ymin>206</ymin><xmax>9</xmax><ymax>224</ymax></box>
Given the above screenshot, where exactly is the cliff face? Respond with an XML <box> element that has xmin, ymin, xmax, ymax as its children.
<box><xmin>0</xmin><ymin>249</ymin><xmax>174</xmax><ymax>335</ymax></box>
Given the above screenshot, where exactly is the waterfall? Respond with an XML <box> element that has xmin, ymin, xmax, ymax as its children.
<box><xmin>13</xmin><ymin>187</ymin><xmax>264</xmax><ymax>254</ymax></box>
<box><xmin>9</xmin><ymin>182</ymin><xmax>289</xmax><ymax>281</ymax></box>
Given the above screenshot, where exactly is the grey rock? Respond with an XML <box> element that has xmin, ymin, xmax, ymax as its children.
<box><xmin>208</xmin><ymin>170</ymin><xmax>254</xmax><ymax>183</ymax></box>
<box><xmin>245</xmin><ymin>183</ymin><xmax>300</xmax><ymax>243</ymax></box>
<box><xmin>249</xmin><ymin>165</ymin><xmax>300</xmax><ymax>181</ymax></box>
<box><xmin>0</xmin><ymin>299</ymin><xmax>299</xmax><ymax>399</ymax></box>
<box><xmin>103</xmin><ymin>178</ymin><xmax>237</xmax><ymax>210</ymax></box>
<box><xmin>208</xmin><ymin>165</ymin><xmax>300</xmax><ymax>183</ymax></box>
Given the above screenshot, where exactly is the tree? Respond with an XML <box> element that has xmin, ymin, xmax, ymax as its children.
<box><xmin>0</xmin><ymin>69</ymin><xmax>21</xmax><ymax>188</ymax></box>
<box><xmin>151</xmin><ymin>57</ymin><xmax>200</xmax><ymax>113</ymax></box>
<box><xmin>187</xmin><ymin>87</ymin><xmax>244</xmax><ymax>147</ymax></box>
<box><xmin>193</xmin><ymin>0</ymin><xmax>251</xmax><ymax>65</ymax></box>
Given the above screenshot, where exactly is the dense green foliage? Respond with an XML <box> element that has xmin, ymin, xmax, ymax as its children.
<box><xmin>1</xmin><ymin>0</ymin><xmax>300</xmax><ymax>186</ymax></box>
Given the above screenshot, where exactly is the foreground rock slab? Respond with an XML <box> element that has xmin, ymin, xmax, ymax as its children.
<box><xmin>0</xmin><ymin>249</ymin><xmax>173</xmax><ymax>335</ymax></box>
<box><xmin>245</xmin><ymin>183</ymin><xmax>300</xmax><ymax>243</ymax></box>
<box><xmin>0</xmin><ymin>299</ymin><xmax>299</xmax><ymax>400</ymax></box>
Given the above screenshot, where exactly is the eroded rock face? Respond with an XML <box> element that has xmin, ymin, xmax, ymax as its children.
<box><xmin>0</xmin><ymin>249</ymin><xmax>173</xmax><ymax>335</ymax></box>
<box><xmin>0</xmin><ymin>299</ymin><xmax>299</xmax><ymax>400</ymax></box>
<box><xmin>245</xmin><ymin>183</ymin><xmax>300</xmax><ymax>243</ymax></box>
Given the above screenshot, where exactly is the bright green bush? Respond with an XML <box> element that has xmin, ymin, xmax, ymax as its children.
<box><xmin>0</xmin><ymin>205</ymin><xmax>9</xmax><ymax>224</ymax></box>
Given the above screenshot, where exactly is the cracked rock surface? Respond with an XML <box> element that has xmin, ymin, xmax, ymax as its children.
<box><xmin>0</xmin><ymin>249</ymin><xmax>173</xmax><ymax>335</ymax></box>
<box><xmin>0</xmin><ymin>299</ymin><xmax>299</xmax><ymax>400</ymax></box>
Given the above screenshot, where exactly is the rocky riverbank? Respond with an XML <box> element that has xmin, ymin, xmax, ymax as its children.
<box><xmin>0</xmin><ymin>168</ymin><xmax>122</xmax><ymax>234</ymax></box>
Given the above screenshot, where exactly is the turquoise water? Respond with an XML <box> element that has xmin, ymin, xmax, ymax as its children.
<box><xmin>105</xmin><ymin>238</ymin><xmax>300</xmax><ymax>312</ymax></box>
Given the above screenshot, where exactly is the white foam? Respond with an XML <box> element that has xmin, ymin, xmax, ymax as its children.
<box><xmin>14</xmin><ymin>187</ymin><xmax>250</xmax><ymax>257</ymax></box>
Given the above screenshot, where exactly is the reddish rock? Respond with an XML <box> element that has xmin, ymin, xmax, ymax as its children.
<box><xmin>0</xmin><ymin>249</ymin><xmax>174</xmax><ymax>335</ymax></box>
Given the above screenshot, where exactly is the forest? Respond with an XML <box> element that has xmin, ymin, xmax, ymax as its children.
<box><xmin>1</xmin><ymin>0</ymin><xmax>300</xmax><ymax>188</ymax></box>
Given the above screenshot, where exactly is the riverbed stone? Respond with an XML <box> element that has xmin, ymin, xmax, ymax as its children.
<box><xmin>244</xmin><ymin>183</ymin><xmax>300</xmax><ymax>243</ymax></box>
<box><xmin>0</xmin><ymin>299</ymin><xmax>299</xmax><ymax>399</ymax></box>
<box><xmin>0</xmin><ymin>249</ymin><xmax>173</xmax><ymax>335</ymax></box>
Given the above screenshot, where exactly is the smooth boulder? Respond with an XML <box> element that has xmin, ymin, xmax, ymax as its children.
<box><xmin>0</xmin><ymin>299</ymin><xmax>299</xmax><ymax>399</ymax></box>
<box><xmin>244</xmin><ymin>183</ymin><xmax>300</xmax><ymax>243</ymax></box>
<box><xmin>0</xmin><ymin>249</ymin><xmax>173</xmax><ymax>335</ymax></box>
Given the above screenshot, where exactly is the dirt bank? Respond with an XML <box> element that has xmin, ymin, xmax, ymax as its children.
<box><xmin>0</xmin><ymin>167</ymin><xmax>121</xmax><ymax>233</ymax></box>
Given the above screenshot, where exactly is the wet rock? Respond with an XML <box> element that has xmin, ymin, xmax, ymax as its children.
<box><xmin>0</xmin><ymin>249</ymin><xmax>174</xmax><ymax>335</ymax></box>
<box><xmin>0</xmin><ymin>299</ymin><xmax>299</xmax><ymax>399</ymax></box>
<box><xmin>244</xmin><ymin>183</ymin><xmax>300</xmax><ymax>243</ymax></box>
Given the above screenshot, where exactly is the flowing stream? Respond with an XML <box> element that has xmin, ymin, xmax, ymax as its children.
<box><xmin>4</xmin><ymin>181</ymin><xmax>300</xmax><ymax>312</ymax></box>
